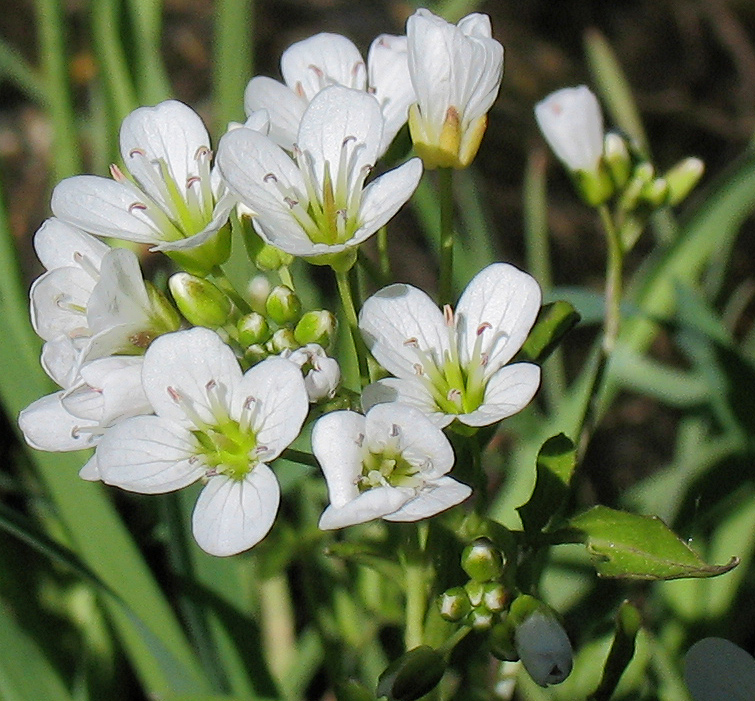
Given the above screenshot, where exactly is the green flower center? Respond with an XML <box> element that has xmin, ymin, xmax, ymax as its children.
<box><xmin>357</xmin><ymin>424</ymin><xmax>424</xmax><ymax>492</ymax></box>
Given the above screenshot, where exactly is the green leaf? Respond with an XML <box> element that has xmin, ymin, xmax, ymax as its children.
<box><xmin>569</xmin><ymin>506</ymin><xmax>739</xmax><ymax>580</ymax></box>
<box><xmin>519</xmin><ymin>302</ymin><xmax>580</xmax><ymax>364</ymax></box>
<box><xmin>376</xmin><ymin>646</ymin><xmax>446</xmax><ymax>701</ymax></box>
<box><xmin>517</xmin><ymin>434</ymin><xmax>576</xmax><ymax>533</ymax></box>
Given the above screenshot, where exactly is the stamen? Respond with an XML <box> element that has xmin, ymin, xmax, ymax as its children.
<box><xmin>264</xmin><ymin>173</ymin><xmax>278</xmax><ymax>183</ymax></box>
<box><xmin>186</xmin><ymin>176</ymin><xmax>201</xmax><ymax>188</ymax></box>
<box><xmin>413</xmin><ymin>363</ymin><xmax>425</xmax><ymax>376</ymax></box>
<box><xmin>128</xmin><ymin>147</ymin><xmax>146</xmax><ymax>158</ymax></box>
<box><xmin>443</xmin><ymin>304</ymin><xmax>455</xmax><ymax>326</ymax></box>
<box><xmin>390</xmin><ymin>424</ymin><xmax>400</xmax><ymax>438</ymax></box>
<box><xmin>110</xmin><ymin>163</ymin><xmax>127</xmax><ymax>182</ymax></box>
<box><xmin>356</xmin><ymin>432</ymin><xmax>365</xmax><ymax>448</ymax></box>
<box><xmin>194</xmin><ymin>145</ymin><xmax>211</xmax><ymax>160</ymax></box>
<box><xmin>477</xmin><ymin>321</ymin><xmax>492</xmax><ymax>336</ymax></box>
<box><xmin>129</xmin><ymin>202</ymin><xmax>148</xmax><ymax>213</ymax></box>
<box><xmin>404</xmin><ymin>338</ymin><xmax>419</xmax><ymax>347</ymax></box>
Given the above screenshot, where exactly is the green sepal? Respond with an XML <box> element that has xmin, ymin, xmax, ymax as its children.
<box><xmin>164</xmin><ymin>223</ymin><xmax>232</xmax><ymax>276</ymax></box>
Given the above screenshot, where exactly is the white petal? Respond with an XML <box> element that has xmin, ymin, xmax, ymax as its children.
<box><xmin>455</xmin><ymin>263</ymin><xmax>542</xmax><ymax>373</ymax></box>
<box><xmin>281</xmin><ymin>33</ymin><xmax>366</xmax><ymax>100</ymax></box>
<box><xmin>51</xmin><ymin>176</ymin><xmax>160</xmax><ymax>243</ymax></box>
<box><xmin>357</xmin><ymin>158</ymin><xmax>422</xmax><ymax>239</ymax></box>
<box><xmin>233</xmin><ymin>357</ymin><xmax>308</xmax><ymax>460</ymax></box>
<box><xmin>359</xmin><ymin>282</ymin><xmax>448</xmax><ymax>380</ymax></box>
<box><xmin>311</xmin><ymin>410</ymin><xmax>366</xmax><ymax>508</ymax></box>
<box><xmin>30</xmin><ymin>266</ymin><xmax>95</xmax><ymax>341</ymax></box>
<box><xmin>457</xmin><ymin>13</ymin><xmax>493</xmax><ymax>38</ymax></box>
<box><xmin>18</xmin><ymin>392</ymin><xmax>99</xmax><ymax>452</ymax></box>
<box><xmin>460</xmin><ymin>363</ymin><xmax>540</xmax><ymax>427</ymax></box>
<box><xmin>41</xmin><ymin>335</ymin><xmax>82</xmax><ymax>388</ymax></box>
<box><xmin>192</xmin><ymin>467</ymin><xmax>280</xmax><ymax>556</ymax></box>
<box><xmin>365</xmin><ymin>403</ymin><xmax>454</xmax><ymax>478</ymax></box>
<box><xmin>297</xmin><ymin>85</ymin><xmax>383</xmax><ymax>195</ymax></box>
<box><xmin>384</xmin><ymin>476</ymin><xmax>471</xmax><ymax>521</ymax></box>
<box><xmin>97</xmin><ymin>415</ymin><xmax>204</xmax><ymax>493</ymax></box>
<box><xmin>33</xmin><ymin>218</ymin><xmax>109</xmax><ymax>271</ymax></box>
<box><xmin>141</xmin><ymin>328</ymin><xmax>243</xmax><ymax>423</ymax></box>
<box><xmin>154</xmin><ymin>192</ymin><xmax>236</xmax><ymax>252</ymax></box>
<box><xmin>79</xmin><ymin>454</ymin><xmax>101</xmax><ymax>481</ymax></box>
<box><xmin>685</xmin><ymin>638</ymin><xmax>755</xmax><ymax>701</ymax></box>
<box><xmin>361</xmin><ymin>378</ymin><xmax>451</xmax><ymax>428</ymax></box>
<box><xmin>244</xmin><ymin>76</ymin><xmax>305</xmax><ymax>152</ymax></box>
<box><xmin>120</xmin><ymin>100</ymin><xmax>211</xmax><ymax>203</ymax></box>
<box><xmin>319</xmin><ymin>486</ymin><xmax>414</xmax><ymax>530</ymax></box>
<box><xmin>534</xmin><ymin>86</ymin><xmax>604</xmax><ymax>172</ymax></box>
<box><xmin>368</xmin><ymin>34</ymin><xmax>414</xmax><ymax>153</ymax></box>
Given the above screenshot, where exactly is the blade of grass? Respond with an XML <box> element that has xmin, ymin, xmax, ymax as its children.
<box><xmin>126</xmin><ymin>0</ymin><xmax>171</xmax><ymax>103</ymax></box>
<box><xmin>0</xmin><ymin>37</ymin><xmax>48</xmax><ymax>106</ymax></box>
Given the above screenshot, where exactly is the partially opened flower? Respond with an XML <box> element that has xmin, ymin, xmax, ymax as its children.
<box><xmin>534</xmin><ymin>85</ymin><xmax>604</xmax><ymax>173</ymax></box>
<box><xmin>283</xmin><ymin>344</ymin><xmax>340</xmax><ymax>402</ymax></box>
<box><xmin>244</xmin><ymin>32</ymin><xmax>414</xmax><ymax>156</ymax></box>
<box><xmin>314</xmin><ymin>403</ymin><xmax>471</xmax><ymax>529</ymax></box>
<box><xmin>359</xmin><ymin>263</ymin><xmax>541</xmax><ymax>428</ymax></box>
<box><xmin>51</xmin><ymin>100</ymin><xmax>235</xmax><ymax>274</ymax></box>
<box><xmin>95</xmin><ymin>327</ymin><xmax>309</xmax><ymax>556</ymax></box>
<box><xmin>218</xmin><ymin>85</ymin><xmax>422</xmax><ymax>269</ymax></box>
<box><xmin>406</xmin><ymin>9</ymin><xmax>503</xmax><ymax>169</ymax></box>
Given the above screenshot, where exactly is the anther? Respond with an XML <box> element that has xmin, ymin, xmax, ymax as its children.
<box><xmin>128</xmin><ymin>147</ymin><xmax>146</xmax><ymax>158</ymax></box>
<box><xmin>413</xmin><ymin>363</ymin><xmax>425</xmax><ymax>376</ymax></box>
<box><xmin>129</xmin><ymin>202</ymin><xmax>148</xmax><ymax>213</ymax></box>
<box><xmin>284</xmin><ymin>196</ymin><xmax>299</xmax><ymax>208</ymax></box>
<box><xmin>443</xmin><ymin>304</ymin><xmax>455</xmax><ymax>326</ymax></box>
<box><xmin>167</xmin><ymin>386</ymin><xmax>181</xmax><ymax>402</ymax></box>
<box><xmin>356</xmin><ymin>433</ymin><xmax>365</xmax><ymax>448</ymax></box>
<box><xmin>264</xmin><ymin>173</ymin><xmax>278</xmax><ymax>183</ymax></box>
<box><xmin>110</xmin><ymin>163</ymin><xmax>127</xmax><ymax>182</ymax></box>
<box><xmin>194</xmin><ymin>145</ymin><xmax>211</xmax><ymax>159</ymax></box>
<box><xmin>186</xmin><ymin>176</ymin><xmax>201</xmax><ymax>188</ymax></box>
<box><xmin>477</xmin><ymin>321</ymin><xmax>492</xmax><ymax>336</ymax></box>
<box><xmin>404</xmin><ymin>337</ymin><xmax>419</xmax><ymax>347</ymax></box>
<box><xmin>342</xmin><ymin>135</ymin><xmax>357</xmax><ymax>148</ymax></box>
<box><xmin>390</xmin><ymin>424</ymin><xmax>400</xmax><ymax>438</ymax></box>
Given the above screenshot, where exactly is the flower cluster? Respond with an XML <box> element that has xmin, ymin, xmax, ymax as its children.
<box><xmin>18</xmin><ymin>8</ymin><xmax>540</xmax><ymax>561</ymax></box>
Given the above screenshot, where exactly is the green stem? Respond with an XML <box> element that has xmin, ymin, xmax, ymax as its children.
<box><xmin>438</xmin><ymin>168</ymin><xmax>455</xmax><ymax>305</ymax></box>
<box><xmin>377</xmin><ymin>225</ymin><xmax>391</xmax><ymax>281</ymax></box>
<box><xmin>334</xmin><ymin>268</ymin><xmax>370</xmax><ymax>388</ymax></box>
<box><xmin>126</xmin><ymin>0</ymin><xmax>171</xmax><ymax>103</ymax></box>
<box><xmin>211</xmin><ymin>266</ymin><xmax>252</xmax><ymax>314</ymax></box>
<box><xmin>401</xmin><ymin>524</ymin><xmax>429</xmax><ymax>651</ymax></box>
<box><xmin>471</xmin><ymin>434</ymin><xmax>487</xmax><ymax>513</ymax></box>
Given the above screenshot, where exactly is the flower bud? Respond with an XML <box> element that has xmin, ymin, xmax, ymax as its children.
<box><xmin>265</xmin><ymin>285</ymin><xmax>301</xmax><ymax>325</ymax></box>
<box><xmin>467</xmin><ymin>608</ymin><xmax>495</xmax><ymax>631</ymax></box>
<box><xmin>438</xmin><ymin>586</ymin><xmax>472</xmax><ymax>622</ymax></box>
<box><xmin>464</xmin><ymin>579</ymin><xmax>485</xmax><ymax>607</ymax></box>
<box><xmin>144</xmin><ymin>283</ymin><xmax>182</xmax><ymax>337</ymax></box>
<box><xmin>244</xmin><ymin>343</ymin><xmax>268</xmax><ymax>365</ymax></box>
<box><xmin>665</xmin><ymin>157</ymin><xmax>704</xmax><ymax>206</ymax></box>
<box><xmin>268</xmin><ymin>327</ymin><xmax>297</xmax><ymax>353</ymax></box>
<box><xmin>168</xmin><ymin>273</ymin><xmax>231</xmax><ymax>329</ymax></box>
<box><xmin>489</xmin><ymin>618</ymin><xmax>518</xmax><ymax>661</ymax></box>
<box><xmin>482</xmin><ymin>582</ymin><xmax>507</xmax><ymax>613</ymax></box>
<box><xmin>238</xmin><ymin>211</ymin><xmax>294</xmax><ymax>270</ymax></box>
<box><xmin>237</xmin><ymin>312</ymin><xmax>271</xmax><ymax>346</ymax></box>
<box><xmin>283</xmin><ymin>344</ymin><xmax>341</xmax><ymax>402</ymax></box>
<box><xmin>247</xmin><ymin>274</ymin><xmax>271</xmax><ymax>314</ymax></box>
<box><xmin>640</xmin><ymin>177</ymin><xmax>669</xmax><ymax>208</ymax></box>
<box><xmin>376</xmin><ymin>646</ymin><xmax>446</xmax><ymax>701</ymax></box>
<box><xmin>510</xmin><ymin>595</ymin><xmax>572</xmax><ymax>687</ymax></box>
<box><xmin>603</xmin><ymin>132</ymin><xmax>631</xmax><ymax>189</ymax></box>
<box><xmin>618</xmin><ymin>162</ymin><xmax>654</xmax><ymax>212</ymax></box>
<box><xmin>294</xmin><ymin>310</ymin><xmax>337</xmax><ymax>348</ymax></box>
<box><xmin>461</xmin><ymin>537</ymin><xmax>504</xmax><ymax>582</ymax></box>
<box><xmin>256</xmin><ymin>243</ymin><xmax>294</xmax><ymax>271</ymax></box>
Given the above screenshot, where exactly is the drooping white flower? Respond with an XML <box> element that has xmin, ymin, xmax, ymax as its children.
<box><xmin>283</xmin><ymin>344</ymin><xmax>340</xmax><ymax>402</ymax></box>
<box><xmin>18</xmin><ymin>355</ymin><xmax>151</xmax><ymax>474</ymax></box>
<box><xmin>534</xmin><ymin>86</ymin><xmax>604</xmax><ymax>173</ymax></box>
<box><xmin>218</xmin><ymin>85</ymin><xmax>422</xmax><ymax>267</ymax></box>
<box><xmin>50</xmin><ymin>100</ymin><xmax>235</xmax><ymax>273</ymax></box>
<box><xmin>29</xmin><ymin>218</ymin><xmax>180</xmax><ymax>380</ymax></box>
<box><xmin>314</xmin><ymin>403</ymin><xmax>470</xmax><ymax>529</ymax></box>
<box><xmin>685</xmin><ymin>638</ymin><xmax>755</xmax><ymax>701</ymax></box>
<box><xmin>406</xmin><ymin>9</ymin><xmax>503</xmax><ymax>169</ymax></box>
<box><xmin>359</xmin><ymin>263</ymin><xmax>541</xmax><ymax>428</ymax></box>
<box><xmin>95</xmin><ymin>327</ymin><xmax>309</xmax><ymax>556</ymax></box>
<box><xmin>514</xmin><ymin>610</ymin><xmax>573</xmax><ymax>687</ymax></box>
<box><xmin>244</xmin><ymin>32</ymin><xmax>414</xmax><ymax>156</ymax></box>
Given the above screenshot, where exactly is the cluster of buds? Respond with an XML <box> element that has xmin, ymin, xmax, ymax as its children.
<box><xmin>535</xmin><ymin>86</ymin><xmax>704</xmax><ymax>237</ymax></box>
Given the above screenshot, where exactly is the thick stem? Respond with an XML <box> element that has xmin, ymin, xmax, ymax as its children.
<box><xmin>438</xmin><ymin>168</ymin><xmax>455</xmax><ymax>306</ymax></box>
<box><xmin>334</xmin><ymin>268</ymin><xmax>370</xmax><ymax>388</ymax></box>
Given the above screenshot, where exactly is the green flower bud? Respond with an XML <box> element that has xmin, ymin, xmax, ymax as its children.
<box><xmin>618</xmin><ymin>161</ymin><xmax>654</xmax><ymax>212</ymax></box>
<box><xmin>461</xmin><ymin>537</ymin><xmax>505</xmax><ymax>582</ymax></box>
<box><xmin>247</xmin><ymin>275</ymin><xmax>271</xmax><ymax>314</ymax></box>
<box><xmin>464</xmin><ymin>579</ymin><xmax>485</xmax><ymax>608</ymax></box>
<box><xmin>467</xmin><ymin>607</ymin><xmax>495</xmax><ymax>631</ymax></box>
<box><xmin>573</xmin><ymin>162</ymin><xmax>614</xmax><ymax>207</ymax></box>
<box><xmin>237</xmin><ymin>312</ymin><xmax>271</xmax><ymax>346</ymax></box>
<box><xmin>244</xmin><ymin>343</ymin><xmax>268</xmax><ymax>365</ymax></box>
<box><xmin>376</xmin><ymin>646</ymin><xmax>446</xmax><ymax>701</ymax></box>
<box><xmin>294</xmin><ymin>310</ymin><xmax>337</xmax><ymax>347</ymax></box>
<box><xmin>438</xmin><ymin>587</ymin><xmax>472</xmax><ymax>622</ymax></box>
<box><xmin>268</xmin><ymin>327</ymin><xmax>297</xmax><ymax>353</ymax></box>
<box><xmin>144</xmin><ymin>282</ymin><xmax>182</xmax><ymax>336</ymax></box>
<box><xmin>482</xmin><ymin>582</ymin><xmax>507</xmax><ymax>613</ymax></box>
<box><xmin>168</xmin><ymin>272</ymin><xmax>232</xmax><ymax>329</ymax></box>
<box><xmin>489</xmin><ymin>618</ymin><xmax>518</xmax><ymax>662</ymax></box>
<box><xmin>664</xmin><ymin>157</ymin><xmax>704</xmax><ymax>206</ymax></box>
<box><xmin>265</xmin><ymin>285</ymin><xmax>301</xmax><ymax>325</ymax></box>
<box><xmin>603</xmin><ymin>132</ymin><xmax>631</xmax><ymax>189</ymax></box>
<box><xmin>238</xmin><ymin>214</ymin><xmax>294</xmax><ymax>271</ymax></box>
<box><xmin>640</xmin><ymin>177</ymin><xmax>669</xmax><ymax>208</ymax></box>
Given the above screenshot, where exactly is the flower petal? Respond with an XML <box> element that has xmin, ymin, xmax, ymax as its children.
<box><xmin>455</xmin><ymin>263</ymin><xmax>541</xmax><ymax>374</ymax></box>
<box><xmin>360</xmin><ymin>282</ymin><xmax>449</xmax><ymax>380</ymax></box>
<box><xmin>244</xmin><ymin>76</ymin><xmax>306</xmax><ymax>152</ymax></box>
<box><xmin>141</xmin><ymin>328</ymin><xmax>243</xmax><ymax>423</ymax></box>
<box><xmin>311</xmin><ymin>410</ymin><xmax>366</xmax><ymax>508</ymax></box>
<box><xmin>79</xmin><ymin>454</ymin><xmax>101</xmax><ymax>481</ymax></box>
<box><xmin>459</xmin><ymin>362</ymin><xmax>540</xmax><ymax>427</ymax></box>
<box><xmin>97</xmin><ymin>415</ymin><xmax>205</xmax><ymax>493</ymax></box>
<box><xmin>192</xmin><ymin>466</ymin><xmax>280</xmax><ymax>556</ymax></box>
<box><xmin>233</xmin><ymin>356</ymin><xmax>308</xmax><ymax>460</ymax></box>
<box><xmin>18</xmin><ymin>392</ymin><xmax>100</xmax><ymax>452</ymax></box>
<box><xmin>30</xmin><ymin>266</ymin><xmax>95</xmax><ymax>341</ymax></box>
<box><xmin>51</xmin><ymin>175</ymin><xmax>160</xmax><ymax>244</ymax></box>
<box><xmin>384</xmin><ymin>476</ymin><xmax>471</xmax><ymax>521</ymax></box>
<box><xmin>281</xmin><ymin>33</ymin><xmax>366</xmax><ymax>100</ymax></box>
<box><xmin>361</xmin><ymin>377</ymin><xmax>450</xmax><ymax>427</ymax></box>
<box><xmin>33</xmin><ymin>218</ymin><xmax>109</xmax><ymax>271</ymax></box>
<box><xmin>319</xmin><ymin>485</ymin><xmax>414</xmax><ymax>530</ymax></box>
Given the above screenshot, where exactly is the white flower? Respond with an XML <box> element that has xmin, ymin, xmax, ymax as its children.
<box><xmin>29</xmin><ymin>218</ymin><xmax>179</xmax><ymax>378</ymax></box>
<box><xmin>359</xmin><ymin>263</ymin><xmax>541</xmax><ymax>428</ymax></box>
<box><xmin>218</xmin><ymin>85</ymin><xmax>422</xmax><ymax>266</ymax></box>
<box><xmin>283</xmin><ymin>344</ymin><xmax>340</xmax><ymax>402</ymax></box>
<box><xmin>50</xmin><ymin>100</ymin><xmax>235</xmax><ymax>271</ymax></box>
<box><xmin>314</xmin><ymin>403</ymin><xmax>470</xmax><ymax>529</ymax></box>
<box><xmin>95</xmin><ymin>327</ymin><xmax>309</xmax><ymax>556</ymax></box>
<box><xmin>244</xmin><ymin>32</ymin><xmax>414</xmax><ymax>156</ymax></box>
<box><xmin>685</xmin><ymin>638</ymin><xmax>755</xmax><ymax>701</ymax></box>
<box><xmin>406</xmin><ymin>9</ymin><xmax>503</xmax><ymax>169</ymax></box>
<box><xmin>514</xmin><ymin>610</ymin><xmax>573</xmax><ymax>687</ymax></box>
<box><xmin>534</xmin><ymin>86</ymin><xmax>604</xmax><ymax>173</ymax></box>
<box><xmin>18</xmin><ymin>356</ymin><xmax>151</xmax><ymax>469</ymax></box>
